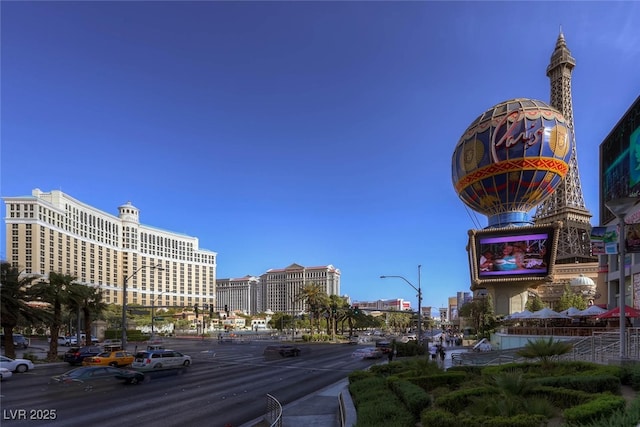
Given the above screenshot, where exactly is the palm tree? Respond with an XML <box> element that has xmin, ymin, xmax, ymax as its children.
<box><xmin>82</xmin><ymin>286</ymin><xmax>107</xmax><ymax>341</ymax></box>
<box><xmin>297</xmin><ymin>283</ymin><xmax>329</xmax><ymax>334</ymax></box>
<box><xmin>67</xmin><ymin>283</ymin><xmax>107</xmax><ymax>343</ymax></box>
<box><xmin>459</xmin><ymin>295</ymin><xmax>496</xmax><ymax>338</ymax></box>
<box><xmin>516</xmin><ymin>337</ymin><xmax>573</xmax><ymax>368</ymax></box>
<box><xmin>0</xmin><ymin>262</ymin><xmax>43</xmax><ymax>358</ymax></box>
<box><xmin>28</xmin><ymin>272</ymin><xmax>76</xmax><ymax>361</ymax></box>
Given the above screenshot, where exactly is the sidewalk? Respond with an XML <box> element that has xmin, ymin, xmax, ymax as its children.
<box><xmin>240</xmin><ymin>348</ymin><xmax>463</xmax><ymax>427</ymax></box>
<box><xmin>239</xmin><ymin>378</ymin><xmax>351</xmax><ymax>427</ymax></box>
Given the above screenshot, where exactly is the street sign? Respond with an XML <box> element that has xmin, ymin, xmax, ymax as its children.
<box><xmin>153</xmin><ymin>317</ymin><xmax>164</xmax><ymax>321</ymax></box>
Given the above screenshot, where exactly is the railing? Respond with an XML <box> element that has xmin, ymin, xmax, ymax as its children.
<box><xmin>453</xmin><ymin>328</ymin><xmax>640</xmax><ymax>367</ymax></box>
<box><xmin>504</xmin><ymin>326</ymin><xmax>612</xmax><ymax>337</ymax></box>
<box><xmin>264</xmin><ymin>393</ymin><xmax>283</xmax><ymax>427</ymax></box>
<box><xmin>339</xmin><ymin>391</ymin><xmax>346</xmax><ymax>427</ymax></box>
<box><xmin>451</xmin><ymin>348</ymin><xmax>527</xmax><ymax>366</ymax></box>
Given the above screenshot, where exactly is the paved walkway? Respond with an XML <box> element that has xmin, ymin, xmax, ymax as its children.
<box><xmin>240</xmin><ymin>347</ymin><xmax>465</xmax><ymax>427</ymax></box>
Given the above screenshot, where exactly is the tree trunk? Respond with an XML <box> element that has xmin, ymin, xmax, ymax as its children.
<box><xmin>47</xmin><ymin>301</ymin><xmax>62</xmax><ymax>361</ymax></box>
<box><xmin>2</xmin><ymin>325</ymin><xmax>16</xmax><ymax>359</ymax></box>
<box><xmin>83</xmin><ymin>306</ymin><xmax>92</xmax><ymax>344</ymax></box>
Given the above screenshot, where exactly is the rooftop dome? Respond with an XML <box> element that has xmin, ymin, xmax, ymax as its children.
<box><xmin>570</xmin><ymin>274</ymin><xmax>595</xmax><ymax>287</ymax></box>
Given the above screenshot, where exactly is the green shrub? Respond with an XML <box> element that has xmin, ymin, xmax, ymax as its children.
<box><xmin>580</xmin><ymin>395</ymin><xmax>640</xmax><ymax>427</ymax></box>
<box><xmin>421</xmin><ymin>408</ymin><xmax>458</xmax><ymax>427</ymax></box>
<box><xmin>349</xmin><ymin>376</ymin><xmax>389</xmax><ymax>406</ymax></box>
<box><xmin>370</xmin><ymin>361</ymin><xmax>416</xmax><ymax>377</ymax></box>
<box><xmin>434</xmin><ymin>386</ymin><xmax>495</xmax><ymax>413</ymax></box>
<box><xmin>563</xmin><ymin>393</ymin><xmax>626</xmax><ymax>426</ymax></box>
<box><xmin>408</xmin><ymin>372</ymin><xmax>467</xmax><ymax>391</ymax></box>
<box><xmin>395</xmin><ymin>341</ymin><xmax>426</xmax><ymax>357</ymax></box>
<box><xmin>348</xmin><ymin>370</ymin><xmax>374</xmax><ymax>384</ymax></box>
<box><xmin>531</xmin><ymin>374</ymin><xmax>620</xmax><ymax>394</ymax></box>
<box><xmin>393</xmin><ymin>356</ymin><xmax>441</xmax><ymax>377</ymax></box>
<box><xmin>387</xmin><ymin>378</ymin><xmax>431</xmax><ymax>416</ymax></box>
<box><xmin>619</xmin><ymin>360</ymin><xmax>640</xmax><ymax>390</ymax></box>
<box><xmin>526</xmin><ymin>385</ymin><xmax>592</xmax><ymax>409</ymax></box>
<box><xmin>353</xmin><ymin>381</ymin><xmax>415</xmax><ymax>427</ymax></box>
<box><xmin>481</xmin><ymin>360</ymin><xmax>618</xmax><ymax>379</ymax></box>
<box><xmin>447</xmin><ymin>365</ymin><xmax>483</xmax><ymax>376</ymax></box>
<box><xmin>457</xmin><ymin>413</ymin><xmax>547</xmax><ymax>427</ymax></box>
<box><xmin>20</xmin><ymin>352</ymin><xmax>38</xmax><ymax>362</ymax></box>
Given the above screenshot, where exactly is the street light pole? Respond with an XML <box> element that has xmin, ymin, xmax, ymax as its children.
<box><xmin>380</xmin><ymin>265</ymin><xmax>423</xmax><ymax>344</ymax></box>
<box><xmin>121</xmin><ymin>263</ymin><xmax>163</xmax><ymax>349</ymax></box>
<box><xmin>606</xmin><ymin>196</ymin><xmax>639</xmax><ymax>359</ymax></box>
<box><xmin>151</xmin><ymin>292</ymin><xmax>164</xmax><ymax>337</ymax></box>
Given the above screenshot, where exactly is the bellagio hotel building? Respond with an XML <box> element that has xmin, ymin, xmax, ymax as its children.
<box><xmin>3</xmin><ymin>188</ymin><xmax>217</xmax><ymax>310</ymax></box>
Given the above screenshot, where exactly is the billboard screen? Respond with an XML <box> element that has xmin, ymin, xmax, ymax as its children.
<box><xmin>600</xmin><ymin>96</ymin><xmax>640</xmax><ymax>224</ymax></box>
<box><xmin>468</xmin><ymin>223</ymin><xmax>560</xmax><ymax>287</ymax></box>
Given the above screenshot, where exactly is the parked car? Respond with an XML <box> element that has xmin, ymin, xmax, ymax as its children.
<box><xmin>263</xmin><ymin>345</ymin><xmax>301</xmax><ymax>358</ymax></box>
<box><xmin>0</xmin><ymin>334</ymin><xmax>29</xmax><ymax>349</ymax></box>
<box><xmin>83</xmin><ymin>351</ymin><xmax>134</xmax><ymax>367</ymax></box>
<box><xmin>0</xmin><ymin>367</ymin><xmax>12</xmax><ymax>381</ymax></box>
<box><xmin>101</xmin><ymin>339</ymin><xmax>122</xmax><ymax>348</ymax></box>
<box><xmin>48</xmin><ymin>336</ymin><xmax>68</xmax><ymax>346</ymax></box>
<box><xmin>351</xmin><ymin>347</ymin><xmax>383</xmax><ymax>359</ymax></box>
<box><xmin>131</xmin><ymin>349</ymin><xmax>191</xmax><ymax>371</ymax></box>
<box><xmin>63</xmin><ymin>346</ymin><xmax>103</xmax><ymax>365</ymax></box>
<box><xmin>50</xmin><ymin>366</ymin><xmax>145</xmax><ymax>388</ymax></box>
<box><xmin>375</xmin><ymin>340</ymin><xmax>392</xmax><ymax>354</ymax></box>
<box><xmin>65</xmin><ymin>335</ymin><xmax>99</xmax><ymax>346</ymax></box>
<box><xmin>0</xmin><ymin>355</ymin><xmax>35</xmax><ymax>373</ymax></box>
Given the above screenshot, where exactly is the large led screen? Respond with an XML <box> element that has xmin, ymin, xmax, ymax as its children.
<box><xmin>468</xmin><ymin>223</ymin><xmax>560</xmax><ymax>287</ymax></box>
<box><xmin>600</xmin><ymin>96</ymin><xmax>640</xmax><ymax>224</ymax></box>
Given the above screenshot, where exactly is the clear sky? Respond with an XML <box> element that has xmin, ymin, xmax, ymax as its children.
<box><xmin>2</xmin><ymin>1</ymin><xmax>639</xmax><ymax>315</ymax></box>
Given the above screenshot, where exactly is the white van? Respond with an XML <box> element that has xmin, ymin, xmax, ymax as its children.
<box><xmin>131</xmin><ymin>349</ymin><xmax>191</xmax><ymax>371</ymax></box>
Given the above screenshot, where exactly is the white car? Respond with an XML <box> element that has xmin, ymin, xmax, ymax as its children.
<box><xmin>131</xmin><ymin>349</ymin><xmax>191</xmax><ymax>371</ymax></box>
<box><xmin>65</xmin><ymin>335</ymin><xmax>99</xmax><ymax>346</ymax></box>
<box><xmin>0</xmin><ymin>355</ymin><xmax>35</xmax><ymax>373</ymax></box>
<box><xmin>351</xmin><ymin>347</ymin><xmax>383</xmax><ymax>359</ymax></box>
<box><xmin>0</xmin><ymin>367</ymin><xmax>12</xmax><ymax>381</ymax></box>
<box><xmin>48</xmin><ymin>336</ymin><xmax>67</xmax><ymax>346</ymax></box>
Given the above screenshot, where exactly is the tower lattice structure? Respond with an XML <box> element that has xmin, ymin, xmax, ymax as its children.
<box><xmin>534</xmin><ymin>31</ymin><xmax>596</xmax><ymax>264</ymax></box>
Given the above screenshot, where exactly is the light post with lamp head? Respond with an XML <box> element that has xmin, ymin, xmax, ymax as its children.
<box><xmin>380</xmin><ymin>264</ymin><xmax>423</xmax><ymax>343</ymax></box>
<box><xmin>121</xmin><ymin>263</ymin><xmax>163</xmax><ymax>348</ymax></box>
<box><xmin>605</xmin><ymin>196</ymin><xmax>639</xmax><ymax>359</ymax></box>
<box><xmin>150</xmin><ymin>291</ymin><xmax>165</xmax><ymax>337</ymax></box>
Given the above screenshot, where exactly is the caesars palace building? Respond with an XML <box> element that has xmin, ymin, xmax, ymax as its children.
<box><xmin>3</xmin><ymin>188</ymin><xmax>217</xmax><ymax>310</ymax></box>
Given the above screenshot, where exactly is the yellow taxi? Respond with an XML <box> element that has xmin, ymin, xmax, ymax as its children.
<box><xmin>82</xmin><ymin>350</ymin><xmax>135</xmax><ymax>367</ymax></box>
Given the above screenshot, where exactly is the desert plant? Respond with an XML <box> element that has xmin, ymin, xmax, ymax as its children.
<box><xmin>515</xmin><ymin>337</ymin><xmax>573</xmax><ymax>367</ymax></box>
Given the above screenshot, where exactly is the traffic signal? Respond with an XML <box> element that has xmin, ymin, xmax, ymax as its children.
<box><xmin>353</xmin><ymin>305</ymin><xmax>360</xmax><ymax>315</ymax></box>
<box><xmin>194</xmin><ymin>304</ymin><xmax>199</xmax><ymax>318</ymax></box>
<box><xmin>210</xmin><ymin>304</ymin><xmax>213</xmax><ymax>316</ymax></box>
<box><xmin>224</xmin><ymin>304</ymin><xmax>229</xmax><ymax>315</ymax></box>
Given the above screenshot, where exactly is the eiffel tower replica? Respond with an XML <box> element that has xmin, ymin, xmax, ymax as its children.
<box><xmin>532</xmin><ymin>31</ymin><xmax>599</xmax><ymax>305</ymax></box>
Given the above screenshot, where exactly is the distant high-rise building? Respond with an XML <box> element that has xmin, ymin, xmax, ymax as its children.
<box><xmin>216</xmin><ymin>275</ymin><xmax>259</xmax><ymax>314</ymax></box>
<box><xmin>258</xmin><ymin>263</ymin><xmax>341</xmax><ymax>314</ymax></box>
<box><xmin>3</xmin><ymin>189</ymin><xmax>217</xmax><ymax>309</ymax></box>
<box><xmin>534</xmin><ymin>31</ymin><xmax>597</xmax><ymax>264</ymax></box>
<box><xmin>351</xmin><ymin>299</ymin><xmax>412</xmax><ymax>312</ymax></box>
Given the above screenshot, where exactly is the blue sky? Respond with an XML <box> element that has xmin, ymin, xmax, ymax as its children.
<box><xmin>2</xmin><ymin>1</ymin><xmax>639</xmax><ymax>314</ymax></box>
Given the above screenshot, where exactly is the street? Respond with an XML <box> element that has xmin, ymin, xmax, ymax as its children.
<box><xmin>1</xmin><ymin>338</ymin><xmax>377</xmax><ymax>427</ymax></box>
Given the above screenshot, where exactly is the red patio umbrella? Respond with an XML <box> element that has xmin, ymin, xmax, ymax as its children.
<box><xmin>597</xmin><ymin>305</ymin><xmax>640</xmax><ymax>319</ymax></box>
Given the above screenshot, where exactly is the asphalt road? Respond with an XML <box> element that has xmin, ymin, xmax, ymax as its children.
<box><xmin>0</xmin><ymin>338</ymin><xmax>378</xmax><ymax>427</ymax></box>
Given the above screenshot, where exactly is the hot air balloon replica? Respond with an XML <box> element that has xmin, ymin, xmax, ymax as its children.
<box><xmin>452</xmin><ymin>98</ymin><xmax>570</xmax><ymax>314</ymax></box>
